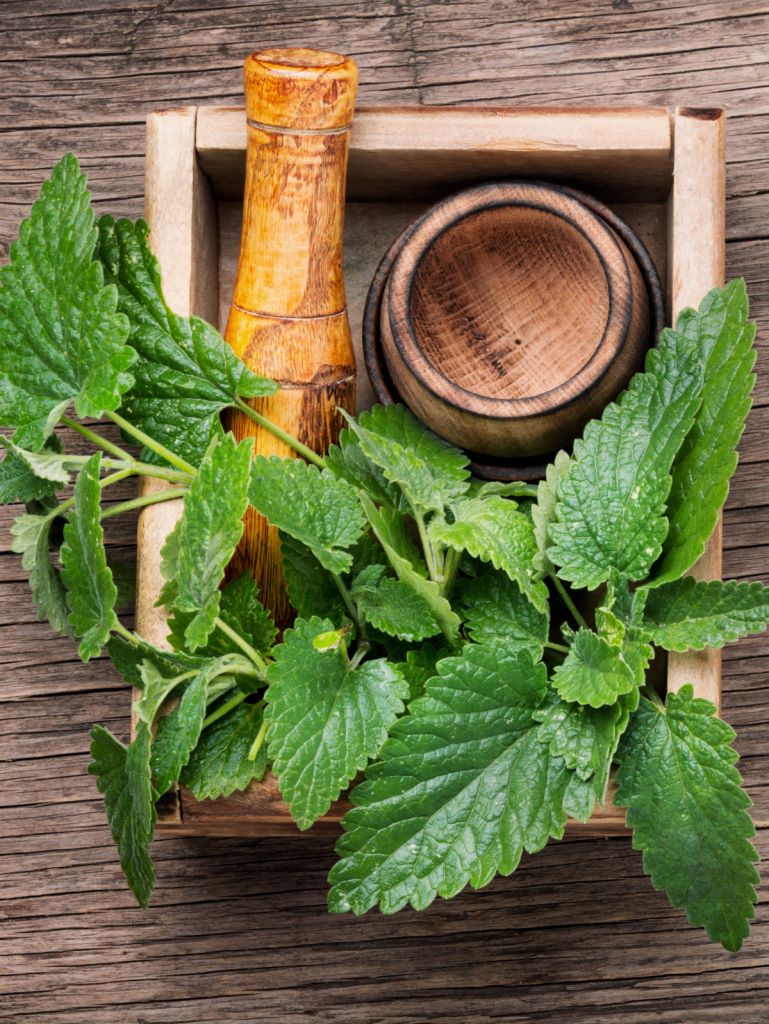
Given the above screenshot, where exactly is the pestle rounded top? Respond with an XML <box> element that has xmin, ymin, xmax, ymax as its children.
<box><xmin>244</xmin><ymin>47</ymin><xmax>359</xmax><ymax>132</ymax></box>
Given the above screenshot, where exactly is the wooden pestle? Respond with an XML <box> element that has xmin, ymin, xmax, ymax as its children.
<box><xmin>223</xmin><ymin>48</ymin><xmax>358</xmax><ymax>630</ymax></box>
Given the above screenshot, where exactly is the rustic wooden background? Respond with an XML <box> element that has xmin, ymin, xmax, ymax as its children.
<box><xmin>3</xmin><ymin>2</ymin><xmax>769</xmax><ymax>1021</ymax></box>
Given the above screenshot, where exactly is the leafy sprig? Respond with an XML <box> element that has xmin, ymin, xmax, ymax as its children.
<box><xmin>2</xmin><ymin>155</ymin><xmax>764</xmax><ymax>951</ymax></box>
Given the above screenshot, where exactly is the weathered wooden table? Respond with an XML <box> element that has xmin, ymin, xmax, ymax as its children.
<box><xmin>2</xmin><ymin>3</ymin><xmax>768</xmax><ymax>1021</ymax></box>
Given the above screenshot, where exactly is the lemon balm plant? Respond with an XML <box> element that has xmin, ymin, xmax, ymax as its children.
<box><xmin>1</xmin><ymin>155</ymin><xmax>765</xmax><ymax>950</ymax></box>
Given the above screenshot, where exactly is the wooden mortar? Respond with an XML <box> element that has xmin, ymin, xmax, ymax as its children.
<box><xmin>380</xmin><ymin>181</ymin><xmax>650</xmax><ymax>458</ymax></box>
<box><xmin>223</xmin><ymin>47</ymin><xmax>358</xmax><ymax>630</ymax></box>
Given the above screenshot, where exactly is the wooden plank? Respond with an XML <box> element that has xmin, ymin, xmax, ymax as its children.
<box><xmin>666</xmin><ymin>107</ymin><xmax>727</xmax><ymax>713</ymax></box>
<box><xmin>198</xmin><ymin>104</ymin><xmax>673</xmax><ymax>201</ymax></box>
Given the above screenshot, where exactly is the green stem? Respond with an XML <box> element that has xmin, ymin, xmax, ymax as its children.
<box><xmin>330</xmin><ymin>571</ymin><xmax>364</xmax><ymax>636</ymax></box>
<box><xmin>107</xmin><ymin>410</ymin><xmax>197</xmax><ymax>477</ymax></box>
<box><xmin>641</xmin><ymin>683</ymin><xmax>666</xmax><ymax>711</ymax></box>
<box><xmin>202</xmin><ymin>690</ymin><xmax>248</xmax><ymax>729</ymax></box>
<box><xmin>348</xmin><ymin>641</ymin><xmax>371</xmax><ymax>672</ymax></box>
<box><xmin>414</xmin><ymin>511</ymin><xmax>440</xmax><ymax>583</ymax></box>
<box><xmin>214</xmin><ymin>616</ymin><xmax>268</xmax><ymax>674</ymax></box>
<box><xmin>247</xmin><ymin>718</ymin><xmax>269</xmax><ymax>762</ymax></box>
<box><xmin>441</xmin><ymin>546</ymin><xmax>461</xmax><ymax>598</ymax></box>
<box><xmin>551</xmin><ymin>574</ymin><xmax>589</xmax><ymax>630</ymax></box>
<box><xmin>112</xmin><ymin>621</ymin><xmax>139</xmax><ymax>645</ymax></box>
<box><xmin>544</xmin><ymin>640</ymin><xmax>571</xmax><ymax>654</ymax></box>
<box><xmin>234</xmin><ymin>397</ymin><xmax>325</xmax><ymax>469</ymax></box>
<box><xmin>100</xmin><ymin>486</ymin><xmax>188</xmax><ymax>520</ymax></box>
<box><xmin>60</xmin><ymin>416</ymin><xmax>134</xmax><ymax>461</ymax></box>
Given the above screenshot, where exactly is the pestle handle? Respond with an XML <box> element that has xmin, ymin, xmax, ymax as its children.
<box><xmin>224</xmin><ymin>48</ymin><xmax>358</xmax><ymax>631</ymax></box>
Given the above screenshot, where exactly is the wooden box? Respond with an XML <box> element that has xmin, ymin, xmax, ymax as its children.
<box><xmin>137</xmin><ymin>104</ymin><xmax>725</xmax><ymax>838</ymax></box>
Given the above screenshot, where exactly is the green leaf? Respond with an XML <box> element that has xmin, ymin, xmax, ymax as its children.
<box><xmin>279</xmin><ymin>530</ymin><xmax>347</xmax><ymax>623</ymax></box>
<box><xmin>12</xmin><ymin>507</ymin><xmax>74</xmax><ymax>638</ymax></box>
<box><xmin>180</xmin><ymin>701</ymin><xmax>268</xmax><ymax>801</ymax></box>
<box><xmin>395</xmin><ymin>642</ymin><xmax>449</xmax><ymax>702</ymax></box>
<box><xmin>168</xmin><ymin>570</ymin><xmax>276</xmax><ymax>660</ymax></box>
<box><xmin>133</xmin><ymin>660</ymin><xmax>189</xmax><ymax>727</ymax></box>
<box><xmin>534</xmin><ymin>693</ymin><xmax>620</xmax><ymax>783</ymax></box>
<box><xmin>642</xmin><ymin>576</ymin><xmax>769</xmax><ymax>652</ymax></box>
<box><xmin>655</xmin><ymin>281</ymin><xmax>757</xmax><ymax>584</ymax></box>
<box><xmin>351</xmin><ymin>574</ymin><xmax>440</xmax><ymax>642</ymax></box>
<box><xmin>532</xmin><ymin>450</ymin><xmax>571</xmax><ymax>575</ymax></box>
<box><xmin>328</xmin><ymin>646</ymin><xmax>568</xmax><ymax>915</ymax></box>
<box><xmin>265</xmin><ymin>617</ymin><xmax>408</xmax><ymax>829</ymax></box>
<box><xmin>174</xmin><ymin>433</ymin><xmax>253</xmax><ymax>650</ymax></box>
<box><xmin>430</xmin><ymin>496</ymin><xmax>547</xmax><ymax>613</ymax></box>
<box><xmin>0</xmin><ymin>154</ymin><xmax>135</xmax><ymax>449</ymax></box>
<box><xmin>361</xmin><ymin>495</ymin><xmax>461</xmax><ymax>646</ymax></box>
<box><xmin>551</xmin><ymin>629</ymin><xmax>636</xmax><ymax>708</ymax></box>
<box><xmin>550</xmin><ymin>332</ymin><xmax>704</xmax><ymax>589</ymax></box>
<box><xmin>60</xmin><ymin>453</ymin><xmax>118</xmax><ymax>659</ymax></box>
<box><xmin>614</xmin><ymin>686</ymin><xmax>759</xmax><ymax>951</ymax></box>
<box><xmin>156</xmin><ymin>516</ymin><xmax>181</xmax><ymax>609</ymax></box>
<box><xmin>249</xmin><ymin>455</ymin><xmax>365</xmax><ymax>575</ymax></box>
<box><xmin>146</xmin><ymin>654</ymin><xmax>253</xmax><ymax>793</ymax></box>
<box><xmin>88</xmin><ymin>722</ymin><xmax>157</xmax><ymax>909</ymax></box>
<box><xmin>342</xmin><ymin>404</ymin><xmax>470</xmax><ymax>514</ymax></box>
<box><xmin>107</xmin><ymin>554</ymin><xmax>136</xmax><ymax>609</ymax></box>
<box><xmin>106</xmin><ymin>634</ymin><xmax>205</xmax><ymax>687</ymax></box>
<box><xmin>461</xmin><ymin>570</ymin><xmax>549</xmax><ymax>657</ymax></box>
<box><xmin>0</xmin><ymin>433</ymin><xmax>62</xmax><ymax>504</ymax></box>
<box><xmin>326</xmin><ymin>423</ymin><xmax>408</xmax><ymax>512</ymax></box>
<box><xmin>97</xmin><ymin>216</ymin><xmax>276</xmax><ymax>468</ymax></box>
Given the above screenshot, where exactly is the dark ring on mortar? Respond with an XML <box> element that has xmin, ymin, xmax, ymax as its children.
<box><xmin>362</xmin><ymin>179</ymin><xmax>666</xmax><ymax>482</ymax></box>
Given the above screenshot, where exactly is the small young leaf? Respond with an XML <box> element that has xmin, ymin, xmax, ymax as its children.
<box><xmin>328</xmin><ymin>646</ymin><xmax>568</xmax><ymax>915</ymax></box>
<box><xmin>249</xmin><ymin>455</ymin><xmax>365</xmax><ymax>575</ymax></box>
<box><xmin>180</xmin><ymin>701</ymin><xmax>268</xmax><ymax>801</ymax></box>
<box><xmin>550</xmin><ymin>331</ymin><xmax>704</xmax><ymax>589</ymax></box>
<box><xmin>655</xmin><ymin>281</ymin><xmax>757</xmax><ymax>584</ymax></box>
<box><xmin>97</xmin><ymin>216</ymin><xmax>276</xmax><ymax>468</ymax></box>
<box><xmin>12</xmin><ymin>508</ymin><xmax>74</xmax><ymax>638</ymax></box>
<box><xmin>60</xmin><ymin>453</ymin><xmax>118</xmax><ymax>659</ymax></box>
<box><xmin>642</xmin><ymin>576</ymin><xmax>769</xmax><ymax>652</ymax></box>
<box><xmin>88</xmin><ymin>722</ymin><xmax>157</xmax><ymax>909</ymax></box>
<box><xmin>168</xmin><ymin>571</ymin><xmax>276</xmax><ymax>660</ymax></box>
<box><xmin>0</xmin><ymin>154</ymin><xmax>136</xmax><ymax>450</ymax></box>
<box><xmin>532</xmin><ymin>450</ymin><xmax>571</xmax><ymax>575</ymax></box>
<box><xmin>351</xmin><ymin>575</ymin><xmax>440</xmax><ymax>642</ymax></box>
<box><xmin>395</xmin><ymin>642</ymin><xmax>449</xmax><ymax>702</ymax></box>
<box><xmin>265</xmin><ymin>617</ymin><xmax>408</xmax><ymax>830</ymax></box>
<box><xmin>551</xmin><ymin>629</ymin><xmax>636</xmax><ymax>708</ymax></box>
<box><xmin>150</xmin><ymin>668</ymin><xmax>211</xmax><ymax>795</ymax></box>
<box><xmin>430</xmin><ymin>496</ymin><xmax>547</xmax><ymax>613</ymax></box>
<box><xmin>133</xmin><ymin>660</ymin><xmax>189</xmax><ymax>727</ymax></box>
<box><xmin>614</xmin><ymin>686</ymin><xmax>760</xmax><ymax>952</ymax></box>
<box><xmin>342</xmin><ymin>404</ymin><xmax>470</xmax><ymax>514</ymax></box>
<box><xmin>362</xmin><ymin>496</ymin><xmax>461</xmax><ymax>645</ymax></box>
<box><xmin>175</xmin><ymin>433</ymin><xmax>253</xmax><ymax>651</ymax></box>
<box><xmin>0</xmin><ymin>433</ymin><xmax>63</xmax><ymax>504</ymax></box>
<box><xmin>461</xmin><ymin>570</ymin><xmax>549</xmax><ymax>657</ymax></box>
<box><xmin>156</xmin><ymin>516</ymin><xmax>181</xmax><ymax>609</ymax></box>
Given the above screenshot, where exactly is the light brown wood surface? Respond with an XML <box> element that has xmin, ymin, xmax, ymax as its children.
<box><xmin>666</xmin><ymin>107</ymin><xmax>727</xmax><ymax>714</ymax></box>
<box><xmin>223</xmin><ymin>48</ymin><xmax>358</xmax><ymax>630</ymax></box>
<box><xmin>380</xmin><ymin>180</ymin><xmax>649</xmax><ymax>456</ymax></box>
<box><xmin>3</xmin><ymin>5</ymin><xmax>769</xmax><ymax>1021</ymax></box>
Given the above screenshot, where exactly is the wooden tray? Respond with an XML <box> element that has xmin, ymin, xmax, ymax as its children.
<box><xmin>136</xmin><ymin>104</ymin><xmax>725</xmax><ymax>838</ymax></box>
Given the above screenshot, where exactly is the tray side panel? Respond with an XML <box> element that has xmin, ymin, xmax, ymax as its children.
<box><xmin>665</xmin><ymin>107</ymin><xmax>726</xmax><ymax>713</ymax></box>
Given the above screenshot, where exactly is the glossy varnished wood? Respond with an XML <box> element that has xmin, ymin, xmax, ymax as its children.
<box><xmin>223</xmin><ymin>48</ymin><xmax>358</xmax><ymax>630</ymax></box>
<box><xmin>2</xmin><ymin>5</ymin><xmax>769</xmax><ymax>1022</ymax></box>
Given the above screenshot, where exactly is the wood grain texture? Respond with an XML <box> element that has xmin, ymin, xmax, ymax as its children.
<box><xmin>380</xmin><ymin>180</ymin><xmax>650</xmax><ymax>456</ymax></box>
<box><xmin>2</xmin><ymin>4</ymin><xmax>769</xmax><ymax>1022</ymax></box>
<box><xmin>224</xmin><ymin>49</ymin><xmax>358</xmax><ymax>629</ymax></box>
<box><xmin>665</xmin><ymin>107</ymin><xmax>726</xmax><ymax>713</ymax></box>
